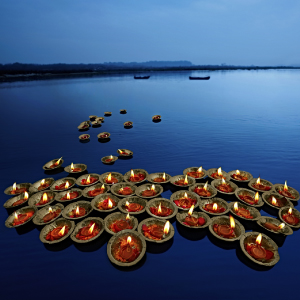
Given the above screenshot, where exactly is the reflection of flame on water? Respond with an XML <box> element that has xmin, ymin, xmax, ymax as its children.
<box><xmin>67</xmin><ymin>192</ymin><xmax>70</xmax><ymax>200</ymax></box>
<box><xmin>107</xmin><ymin>173</ymin><xmax>112</xmax><ymax>182</ymax></box>
<box><xmin>288</xmin><ymin>207</ymin><xmax>293</xmax><ymax>215</ymax></box>
<box><xmin>127</xmin><ymin>236</ymin><xmax>132</xmax><ymax>244</ymax></box>
<box><xmin>65</xmin><ymin>181</ymin><xmax>70</xmax><ymax>189</ymax></box>
<box><xmin>188</xmin><ymin>204</ymin><xmax>194</xmax><ymax>216</ymax></box>
<box><xmin>14</xmin><ymin>212</ymin><xmax>18</xmax><ymax>220</ymax></box>
<box><xmin>42</xmin><ymin>193</ymin><xmax>48</xmax><ymax>203</ymax></box>
<box><xmin>49</xmin><ymin>207</ymin><xmax>53</xmax><ymax>213</ymax></box>
<box><xmin>271</xmin><ymin>196</ymin><xmax>277</xmax><ymax>206</ymax></box>
<box><xmin>278</xmin><ymin>223</ymin><xmax>285</xmax><ymax>229</ymax></box>
<box><xmin>256</xmin><ymin>177</ymin><xmax>261</xmax><ymax>185</ymax></box>
<box><xmin>284</xmin><ymin>181</ymin><xmax>288</xmax><ymax>191</ymax></box>
<box><xmin>88</xmin><ymin>223</ymin><xmax>95</xmax><ymax>234</ymax></box>
<box><xmin>108</xmin><ymin>199</ymin><xmax>113</xmax><ymax>208</ymax></box>
<box><xmin>234</xmin><ymin>202</ymin><xmax>238</xmax><ymax>212</ymax></box>
<box><xmin>236</xmin><ymin>170</ymin><xmax>240</xmax><ymax>175</ymax></box>
<box><xmin>158</xmin><ymin>203</ymin><xmax>162</xmax><ymax>214</ymax></box>
<box><xmin>256</xmin><ymin>233</ymin><xmax>262</xmax><ymax>245</ymax></box>
<box><xmin>229</xmin><ymin>215</ymin><xmax>235</xmax><ymax>229</ymax></box>
<box><xmin>126</xmin><ymin>213</ymin><xmax>130</xmax><ymax>220</ymax></box>
<box><xmin>164</xmin><ymin>221</ymin><xmax>170</xmax><ymax>235</ymax></box>
<box><xmin>71</xmin><ymin>163</ymin><xmax>74</xmax><ymax>170</ymax></box>
<box><xmin>217</xmin><ymin>167</ymin><xmax>222</xmax><ymax>176</ymax></box>
<box><xmin>213</xmin><ymin>203</ymin><xmax>218</xmax><ymax>211</ymax></box>
<box><xmin>13</xmin><ymin>182</ymin><xmax>17</xmax><ymax>191</ymax></box>
<box><xmin>86</xmin><ymin>175</ymin><xmax>91</xmax><ymax>184</ymax></box>
<box><xmin>59</xmin><ymin>225</ymin><xmax>66</xmax><ymax>236</ymax></box>
<box><xmin>75</xmin><ymin>206</ymin><xmax>80</xmax><ymax>216</ymax></box>
<box><xmin>24</xmin><ymin>191</ymin><xmax>29</xmax><ymax>200</ymax></box>
<box><xmin>255</xmin><ymin>192</ymin><xmax>259</xmax><ymax>204</ymax></box>
<box><xmin>197</xmin><ymin>166</ymin><xmax>202</xmax><ymax>173</ymax></box>
<box><xmin>204</xmin><ymin>182</ymin><xmax>208</xmax><ymax>191</ymax></box>
<box><xmin>184</xmin><ymin>175</ymin><xmax>188</xmax><ymax>185</ymax></box>
<box><xmin>162</xmin><ymin>173</ymin><xmax>166</xmax><ymax>180</ymax></box>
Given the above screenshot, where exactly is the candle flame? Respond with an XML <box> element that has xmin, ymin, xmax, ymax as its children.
<box><xmin>14</xmin><ymin>212</ymin><xmax>18</xmax><ymax>219</ymax></box>
<box><xmin>255</xmin><ymin>192</ymin><xmax>259</xmax><ymax>203</ymax></box>
<box><xmin>236</xmin><ymin>170</ymin><xmax>240</xmax><ymax>175</ymax></box>
<box><xmin>126</xmin><ymin>213</ymin><xmax>130</xmax><ymax>220</ymax></box>
<box><xmin>230</xmin><ymin>215</ymin><xmax>235</xmax><ymax>229</ymax></box>
<box><xmin>222</xmin><ymin>178</ymin><xmax>226</xmax><ymax>185</ymax></box>
<box><xmin>162</xmin><ymin>172</ymin><xmax>166</xmax><ymax>180</ymax></box>
<box><xmin>284</xmin><ymin>181</ymin><xmax>288</xmax><ymax>191</ymax></box>
<box><xmin>125</xmin><ymin>201</ymin><xmax>130</xmax><ymax>207</ymax></box>
<box><xmin>86</xmin><ymin>175</ymin><xmax>91</xmax><ymax>184</ymax></box>
<box><xmin>58</xmin><ymin>225</ymin><xmax>66</xmax><ymax>236</ymax></box>
<box><xmin>278</xmin><ymin>223</ymin><xmax>285</xmax><ymax>229</ymax></box>
<box><xmin>88</xmin><ymin>223</ymin><xmax>95</xmax><ymax>234</ymax></box>
<box><xmin>217</xmin><ymin>167</ymin><xmax>222</xmax><ymax>176</ymax></box>
<box><xmin>71</xmin><ymin>163</ymin><xmax>74</xmax><ymax>170</ymax></box>
<box><xmin>127</xmin><ymin>236</ymin><xmax>132</xmax><ymax>244</ymax></box>
<box><xmin>75</xmin><ymin>206</ymin><xmax>80</xmax><ymax>215</ymax></box>
<box><xmin>107</xmin><ymin>173</ymin><xmax>112</xmax><ymax>181</ymax></box>
<box><xmin>256</xmin><ymin>233</ymin><xmax>262</xmax><ymax>245</ymax></box>
<box><xmin>49</xmin><ymin>207</ymin><xmax>53</xmax><ymax>213</ymax></box>
<box><xmin>120</xmin><ymin>188</ymin><xmax>123</xmax><ymax>192</ymax></box>
<box><xmin>197</xmin><ymin>166</ymin><xmax>202</xmax><ymax>173</ymax></box>
<box><xmin>110</xmin><ymin>155</ymin><xmax>113</xmax><ymax>159</ymax></box>
<box><xmin>130</xmin><ymin>169</ymin><xmax>134</xmax><ymax>178</ymax></box>
<box><xmin>164</xmin><ymin>221</ymin><xmax>170</xmax><ymax>235</ymax></box>
<box><xmin>55</xmin><ymin>157</ymin><xmax>62</xmax><ymax>166</ymax></box>
<box><xmin>188</xmin><ymin>205</ymin><xmax>194</xmax><ymax>216</ymax></box>
<box><xmin>204</xmin><ymin>182</ymin><xmax>208</xmax><ymax>191</ymax></box>
<box><xmin>184</xmin><ymin>175</ymin><xmax>188</xmax><ymax>185</ymax></box>
<box><xmin>288</xmin><ymin>207</ymin><xmax>293</xmax><ymax>215</ymax></box>
<box><xmin>101</xmin><ymin>184</ymin><xmax>105</xmax><ymax>190</ymax></box>
<box><xmin>234</xmin><ymin>202</ymin><xmax>238</xmax><ymax>212</ymax></box>
<box><xmin>64</xmin><ymin>181</ymin><xmax>69</xmax><ymax>189</ymax></box>
<box><xmin>41</xmin><ymin>179</ymin><xmax>45</xmax><ymax>185</ymax></box>
<box><xmin>24</xmin><ymin>191</ymin><xmax>29</xmax><ymax>200</ymax></box>
<box><xmin>213</xmin><ymin>203</ymin><xmax>218</xmax><ymax>211</ymax></box>
<box><xmin>66</xmin><ymin>192</ymin><xmax>70</xmax><ymax>200</ymax></box>
<box><xmin>158</xmin><ymin>203</ymin><xmax>162</xmax><ymax>214</ymax></box>
<box><xmin>184</xmin><ymin>192</ymin><xmax>188</xmax><ymax>199</ymax></box>
<box><xmin>151</xmin><ymin>184</ymin><xmax>155</xmax><ymax>191</ymax></box>
<box><xmin>108</xmin><ymin>199</ymin><xmax>113</xmax><ymax>208</ymax></box>
<box><xmin>271</xmin><ymin>196</ymin><xmax>277</xmax><ymax>206</ymax></box>
<box><xmin>42</xmin><ymin>193</ymin><xmax>48</xmax><ymax>203</ymax></box>
<box><xmin>13</xmin><ymin>182</ymin><xmax>17</xmax><ymax>191</ymax></box>
<box><xmin>256</xmin><ymin>177</ymin><xmax>261</xmax><ymax>184</ymax></box>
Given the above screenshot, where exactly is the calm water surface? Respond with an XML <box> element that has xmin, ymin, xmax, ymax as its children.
<box><xmin>1</xmin><ymin>70</ymin><xmax>300</xmax><ymax>300</ymax></box>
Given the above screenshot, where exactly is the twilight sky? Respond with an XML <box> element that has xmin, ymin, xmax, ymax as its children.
<box><xmin>0</xmin><ymin>0</ymin><xmax>299</xmax><ymax>65</ymax></box>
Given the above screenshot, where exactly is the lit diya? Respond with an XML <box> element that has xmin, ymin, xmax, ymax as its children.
<box><xmin>249</xmin><ymin>177</ymin><xmax>272</xmax><ymax>192</ymax></box>
<box><xmin>136</xmin><ymin>184</ymin><xmax>163</xmax><ymax>198</ymax></box>
<box><xmin>147</xmin><ymin>172</ymin><xmax>170</xmax><ymax>184</ymax></box>
<box><xmin>46</xmin><ymin>225</ymin><xmax>69</xmax><ymax>241</ymax></box>
<box><xmin>228</xmin><ymin>169</ymin><xmax>252</xmax><ymax>182</ymax></box>
<box><xmin>53</xmin><ymin>178</ymin><xmax>74</xmax><ymax>191</ymax></box>
<box><xmin>5</xmin><ymin>182</ymin><xmax>31</xmax><ymax>195</ymax></box>
<box><xmin>183</xmin><ymin>166</ymin><xmax>206</xmax><ymax>179</ymax></box>
<box><xmin>83</xmin><ymin>183</ymin><xmax>109</xmax><ymax>198</ymax></box>
<box><xmin>95</xmin><ymin>196</ymin><xmax>117</xmax><ymax>211</ymax></box>
<box><xmin>43</xmin><ymin>157</ymin><xmax>63</xmax><ymax>170</ymax></box>
<box><xmin>171</xmin><ymin>191</ymin><xmax>199</xmax><ymax>210</ymax></box>
<box><xmin>33</xmin><ymin>204</ymin><xmax>64</xmax><ymax>225</ymax></box>
<box><xmin>146</xmin><ymin>198</ymin><xmax>177</xmax><ymax>219</ymax></box>
<box><xmin>100</xmin><ymin>172</ymin><xmax>124</xmax><ymax>185</ymax></box>
<box><xmin>7</xmin><ymin>207</ymin><xmax>36</xmax><ymax>228</ymax></box>
<box><xmin>111</xmin><ymin>183</ymin><xmax>136</xmax><ymax>198</ymax></box>
<box><xmin>184</xmin><ymin>205</ymin><xmax>205</xmax><ymax>227</ymax></box>
<box><xmin>125</xmin><ymin>169</ymin><xmax>148</xmax><ymax>183</ymax></box>
<box><xmin>212</xmin><ymin>178</ymin><xmax>237</xmax><ymax>194</ymax></box>
<box><xmin>57</xmin><ymin>189</ymin><xmax>81</xmax><ymax>201</ymax></box>
<box><xmin>207</xmin><ymin>167</ymin><xmax>229</xmax><ymax>180</ymax></box>
<box><xmin>124</xmin><ymin>121</ymin><xmax>133</xmax><ymax>127</ymax></box>
<box><xmin>263</xmin><ymin>193</ymin><xmax>293</xmax><ymax>209</ymax></box>
<box><xmin>105</xmin><ymin>212</ymin><xmax>137</xmax><ymax>234</ymax></box>
<box><xmin>235</xmin><ymin>188</ymin><xmax>263</xmax><ymax>207</ymax></box>
<box><xmin>75</xmin><ymin>221</ymin><xmax>101</xmax><ymax>241</ymax></box>
<box><xmin>76</xmin><ymin>174</ymin><xmax>99</xmax><ymax>186</ymax></box>
<box><xmin>4</xmin><ymin>191</ymin><xmax>30</xmax><ymax>208</ymax></box>
<box><xmin>101</xmin><ymin>155</ymin><xmax>118</xmax><ymax>164</ymax></box>
<box><xmin>152</xmin><ymin>115</ymin><xmax>161</xmax><ymax>121</ymax></box>
<box><xmin>42</xmin><ymin>207</ymin><xmax>62</xmax><ymax>223</ymax></box>
<box><xmin>64</xmin><ymin>163</ymin><xmax>87</xmax><ymax>173</ymax></box>
<box><xmin>36</xmin><ymin>178</ymin><xmax>53</xmax><ymax>191</ymax></box>
<box><xmin>62</xmin><ymin>201</ymin><xmax>93</xmax><ymax>220</ymax></box>
<box><xmin>201</xmin><ymin>199</ymin><xmax>228</xmax><ymax>215</ymax></box>
<box><xmin>118</xmin><ymin>197</ymin><xmax>147</xmax><ymax>215</ymax></box>
<box><xmin>117</xmin><ymin>149</ymin><xmax>133</xmax><ymax>157</ymax></box>
<box><xmin>139</xmin><ymin>218</ymin><xmax>174</xmax><ymax>243</ymax></box>
<box><xmin>191</xmin><ymin>182</ymin><xmax>217</xmax><ymax>198</ymax></box>
<box><xmin>176</xmin><ymin>208</ymin><xmax>210</xmax><ymax>228</ymax></box>
<box><xmin>230</xmin><ymin>202</ymin><xmax>259</xmax><ymax>220</ymax></box>
<box><xmin>274</xmin><ymin>181</ymin><xmax>299</xmax><ymax>201</ymax></box>
<box><xmin>172</xmin><ymin>175</ymin><xmax>194</xmax><ymax>187</ymax></box>
<box><xmin>29</xmin><ymin>191</ymin><xmax>55</xmax><ymax>207</ymax></box>
<box><xmin>280</xmin><ymin>207</ymin><xmax>300</xmax><ymax>227</ymax></box>
<box><xmin>257</xmin><ymin>217</ymin><xmax>293</xmax><ymax>236</ymax></box>
<box><xmin>79</xmin><ymin>134</ymin><xmax>90</xmax><ymax>140</ymax></box>
<box><xmin>97</xmin><ymin>132</ymin><xmax>110</xmax><ymax>139</ymax></box>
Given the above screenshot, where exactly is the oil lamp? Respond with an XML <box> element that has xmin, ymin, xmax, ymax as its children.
<box><xmin>282</xmin><ymin>207</ymin><xmax>300</xmax><ymax>226</ymax></box>
<box><xmin>12</xmin><ymin>191</ymin><xmax>29</xmax><ymax>206</ymax></box>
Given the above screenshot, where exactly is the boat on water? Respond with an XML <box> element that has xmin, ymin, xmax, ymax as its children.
<box><xmin>189</xmin><ymin>76</ymin><xmax>210</xmax><ymax>80</ymax></box>
<box><xmin>134</xmin><ymin>76</ymin><xmax>150</xmax><ymax>79</ymax></box>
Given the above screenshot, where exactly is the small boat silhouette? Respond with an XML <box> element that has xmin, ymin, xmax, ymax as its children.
<box><xmin>189</xmin><ymin>76</ymin><xmax>210</xmax><ymax>80</ymax></box>
<box><xmin>134</xmin><ymin>76</ymin><xmax>150</xmax><ymax>79</ymax></box>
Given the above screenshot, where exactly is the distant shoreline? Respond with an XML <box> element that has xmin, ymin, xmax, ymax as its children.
<box><xmin>0</xmin><ymin>66</ymin><xmax>299</xmax><ymax>83</ymax></box>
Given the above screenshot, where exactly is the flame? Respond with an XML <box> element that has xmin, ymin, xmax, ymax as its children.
<box><xmin>71</xmin><ymin>163</ymin><xmax>74</xmax><ymax>170</ymax></box>
<box><xmin>151</xmin><ymin>185</ymin><xmax>155</xmax><ymax>191</ymax></box>
<box><xmin>184</xmin><ymin>175</ymin><xmax>188</xmax><ymax>185</ymax></box>
<box><xmin>41</xmin><ymin>179</ymin><xmax>45</xmax><ymax>185</ymax></box>
<box><xmin>120</xmin><ymin>188</ymin><xmax>123</xmax><ymax>192</ymax></box>
<box><xmin>58</xmin><ymin>226</ymin><xmax>66</xmax><ymax>236</ymax></box>
<box><xmin>236</xmin><ymin>170</ymin><xmax>240</xmax><ymax>175</ymax></box>
<box><xmin>256</xmin><ymin>177</ymin><xmax>261</xmax><ymax>184</ymax></box>
<box><xmin>13</xmin><ymin>182</ymin><xmax>17</xmax><ymax>191</ymax></box>
<box><xmin>88</xmin><ymin>223</ymin><xmax>95</xmax><ymax>234</ymax></box>
<box><xmin>108</xmin><ymin>199</ymin><xmax>113</xmax><ymax>208</ymax></box>
<box><xmin>130</xmin><ymin>169</ymin><xmax>134</xmax><ymax>178</ymax></box>
<box><xmin>234</xmin><ymin>202</ymin><xmax>238</xmax><ymax>212</ymax></box>
<box><xmin>126</xmin><ymin>213</ymin><xmax>130</xmax><ymax>220</ymax></box>
<box><xmin>188</xmin><ymin>204</ymin><xmax>194</xmax><ymax>216</ymax></box>
<box><xmin>55</xmin><ymin>157</ymin><xmax>62</xmax><ymax>166</ymax></box>
<box><xmin>271</xmin><ymin>196</ymin><xmax>277</xmax><ymax>206</ymax></box>
<box><xmin>204</xmin><ymin>182</ymin><xmax>208</xmax><ymax>191</ymax></box>
<box><xmin>217</xmin><ymin>167</ymin><xmax>222</xmax><ymax>176</ymax></box>
<box><xmin>213</xmin><ymin>203</ymin><xmax>218</xmax><ymax>211</ymax></box>
<box><xmin>158</xmin><ymin>203</ymin><xmax>162</xmax><ymax>214</ymax></box>
<box><xmin>75</xmin><ymin>206</ymin><xmax>80</xmax><ymax>216</ymax></box>
<box><xmin>284</xmin><ymin>181</ymin><xmax>288</xmax><ymax>191</ymax></box>
<box><xmin>197</xmin><ymin>166</ymin><xmax>202</xmax><ymax>173</ymax></box>
<box><xmin>101</xmin><ymin>184</ymin><xmax>105</xmax><ymax>190</ymax></box>
<box><xmin>256</xmin><ymin>233</ymin><xmax>262</xmax><ymax>245</ymax></box>
<box><xmin>107</xmin><ymin>173</ymin><xmax>112</xmax><ymax>181</ymax></box>
<box><xmin>49</xmin><ymin>207</ymin><xmax>53</xmax><ymax>213</ymax></box>
<box><xmin>65</xmin><ymin>181</ymin><xmax>70</xmax><ymax>189</ymax></box>
<box><xmin>125</xmin><ymin>201</ymin><xmax>130</xmax><ymax>207</ymax></box>
<box><xmin>86</xmin><ymin>175</ymin><xmax>91</xmax><ymax>184</ymax></box>
<box><xmin>14</xmin><ymin>212</ymin><xmax>18</xmax><ymax>219</ymax></box>
<box><xmin>278</xmin><ymin>223</ymin><xmax>285</xmax><ymax>229</ymax></box>
<box><xmin>110</xmin><ymin>155</ymin><xmax>113</xmax><ymax>160</ymax></box>
<box><xmin>66</xmin><ymin>192</ymin><xmax>70</xmax><ymax>200</ymax></box>
<box><xmin>255</xmin><ymin>192</ymin><xmax>259</xmax><ymax>203</ymax></box>
<box><xmin>127</xmin><ymin>236</ymin><xmax>132</xmax><ymax>244</ymax></box>
<box><xmin>288</xmin><ymin>207</ymin><xmax>293</xmax><ymax>215</ymax></box>
<box><xmin>163</xmin><ymin>173</ymin><xmax>166</xmax><ymax>180</ymax></box>
<box><xmin>164</xmin><ymin>221</ymin><xmax>170</xmax><ymax>235</ymax></box>
<box><xmin>24</xmin><ymin>191</ymin><xmax>29</xmax><ymax>200</ymax></box>
<box><xmin>229</xmin><ymin>215</ymin><xmax>235</xmax><ymax>229</ymax></box>
<box><xmin>184</xmin><ymin>192</ymin><xmax>188</xmax><ymax>199</ymax></box>
<box><xmin>42</xmin><ymin>193</ymin><xmax>48</xmax><ymax>203</ymax></box>
<box><xmin>222</xmin><ymin>178</ymin><xmax>226</xmax><ymax>185</ymax></box>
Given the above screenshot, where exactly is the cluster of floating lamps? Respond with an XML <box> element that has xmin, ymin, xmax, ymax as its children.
<box><xmin>4</xmin><ymin>158</ymin><xmax>300</xmax><ymax>267</ymax></box>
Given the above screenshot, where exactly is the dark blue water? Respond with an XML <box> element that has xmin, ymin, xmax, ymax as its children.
<box><xmin>1</xmin><ymin>70</ymin><xmax>300</xmax><ymax>300</ymax></box>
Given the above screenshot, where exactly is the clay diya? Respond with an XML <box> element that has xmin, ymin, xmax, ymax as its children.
<box><xmin>117</xmin><ymin>149</ymin><xmax>133</xmax><ymax>157</ymax></box>
<box><xmin>248</xmin><ymin>177</ymin><xmax>273</xmax><ymax>192</ymax></box>
<box><xmin>235</xmin><ymin>188</ymin><xmax>264</xmax><ymax>207</ymax></box>
<box><xmin>229</xmin><ymin>202</ymin><xmax>261</xmax><ymax>221</ymax></box>
<box><xmin>107</xmin><ymin>230</ymin><xmax>146</xmax><ymax>267</ymax></box>
<box><xmin>111</xmin><ymin>183</ymin><xmax>137</xmax><ymax>198</ymax></box>
<box><xmin>118</xmin><ymin>197</ymin><xmax>147</xmax><ymax>215</ymax></box>
<box><xmin>211</xmin><ymin>178</ymin><xmax>238</xmax><ymax>195</ymax></box>
<box><xmin>96</xmin><ymin>117</ymin><xmax>104</xmax><ymax>122</ymax></box>
<box><xmin>147</xmin><ymin>172</ymin><xmax>171</xmax><ymax>184</ymax></box>
<box><xmin>227</xmin><ymin>169</ymin><xmax>253</xmax><ymax>182</ymax></box>
<box><xmin>50</xmin><ymin>177</ymin><xmax>75</xmax><ymax>191</ymax></box>
<box><xmin>33</xmin><ymin>204</ymin><xmax>64</xmax><ymax>225</ymax></box>
<box><xmin>5</xmin><ymin>206</ymin><xmax>37</xmax><ymax>228</ymax></box>
<box><xmin>43</xmin><ymin>157</ymin><xmax>64</xmax><ymax>170</ymax></box>
<box><xmin>138</xmin><ymin>218</ymin><xmax>174</xmax><ymax>243</ymax></box>
<box><xmin>207</xmin><ymin>167</ymin><xmax>230</xmax><ymax>181</ymax></box>
<box><xmin>100</xmin><ymin>172</ymin><xmax>124</xmax><ymax>185</ymax></box>
<box><xmin>71</xmin><ymin>217</ymin><xmax>105</xmax><ymax>243</ymax></box>
<box><xmin>257</xmin><ymin>216</ymin><xmax>293</xmax><ymax>236</ymax></box>
<box><xmin>91</xmin><ymin>120</ymin><xmax>102</xmax><ymax>126</ymax></box>
<box><xmin>76</xmin><ymin>173</ymin><xmax>100</xmax><ymax>187</ymax></box>
<box><xmin>78</xmin><ymin>123</ymin><xmax>90</xmax><ymax>130</ymax></box>
<box><xmin>97</xmin><ymin>132</ymin><xmax>110</xmax><ymax>139</ymax></box>
<box><xmin>209</xmin><ymin>215</ymin><xmax>245</xmax><ymax>241</ymax></box>
<box><xmin>39</xmin><ymin>218</ymin><xmax>75</xmax><ymax>244</ymax></box>
<box><xmin>240</xmin><ymin>232</ymin><xmax>280</xmax><ymax>266</ymax></box>
<box><xmin>104</xmin><ymin>212</ymin><xmax>138</xmax><ymax>235</ymax></box>
<box><xmin>146</xmin><ymin>198</ymin><xmax>178</xmax><ymax>220</ymax></box>
<box><xmin>79</xmin><ymin>134</ymin><xmax>90</xmax><ymax>141</ymax></box>
<box><xmin>170</xmin><ymin>191</ymin><xmax>200</xmax><ymax>211</ymax></box>
<box><xmin>91</xmin><ymin>193</ymin><xmax>120</xmax><ymax>213</ymax></box>
<box><xmin>62</xmin><ymin>201</ymin><xmax>93</xmax><ymax>220</ymax></box>
<box><xmin>199</xmin><ymin>198</ymin><xmax>229</xmax><ymax>216</ymax></box>
<box><xmin>64</xmin><ymin>163</ymin><xmax>87</xmax><ymax>174</ymax></box>
<box><xmin>89</xmin><ymin>115</ymin><xmax>98</xmax><ymax>120</ymax></box>
<box><xmin>279</xmin><ymin>207</ymin><xmax>300</xmax><ymax>229</ymax></box>
<box><xmin>28</xmin><ymin>190</ymin><xmax>55</xmax><ymax>208</ymax></box>
<box><xmin>273</xmin><ymin>181</ymin><xmax>300</xmax><ymax>201</ymax></box>
<box><xmin>55</xmin><ymin>188</ymin><xmax>83</xmax><ymax>203</ymax></box>
<box><xmin>124</xmin><ymin>121</ymin><xmax>133</xmax><ymax>127</ymax></box>
<box><xmin>152</xmin><ymin>115</ymin><xmax>161</xmax><ymax>121</ymax></box>
<box><xmin>30</xmin><ymin>178</ymin><xmax>55</xmax><ymax>193</ymax></box>
<box><xmin>170</xmin><ymin>175</ymin><xmax>195</xmax><ymax>188</ymax></box>
<box><xmin>262</xmin><ymin>191</ymin><xmax>294</xmax><ymax>210</ymax></box>
<box><xmin>124</xmin><ymin>169</ymin><xmax>148</xmax><ymax>184</ymax></box>
<box><xmin>104</xmin><ymin>112</ymin><xmax>112</xmax><ymax>116</ymax></box>
<box><xmin>183</xmin><ymin>166</ymin><xmax>207</xmax><ymax>180</ymax></box>
<box><xmin>4</xmin><ymin>182</ymin><xmax>31</xmax><ymax>196</ymax></box>
<box><xmin>82</xmin><ymin>183</ymin><xmax>110</xmax><ymax>198</ymax></box>
<box><xmin>135</xmin><ymin>184</ymin><xmax>163</xmax><ymax>199</ymax></box>
<box><xmin>101</xmin><ymin>155</ymin><xmax>118</xmax><ymax>164</ymax></box>
<box><xmin>189</xmin><ymin>182</ymin><xmax>217</xmax><ymax>199</ymax></box>
<box><xmin>120</xmin><ymin>109</ymin><xmax>127</xmax><ymax>114</ymax></box>
<box><xmin>4</xmin><ymin>191</ymin><xmax>30</xmax><ymax>208</ymax></box>
<box><xmin>176</xmin><ymin>206</ymin><xmax>211</xmax><ymax>229</ymax></box>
